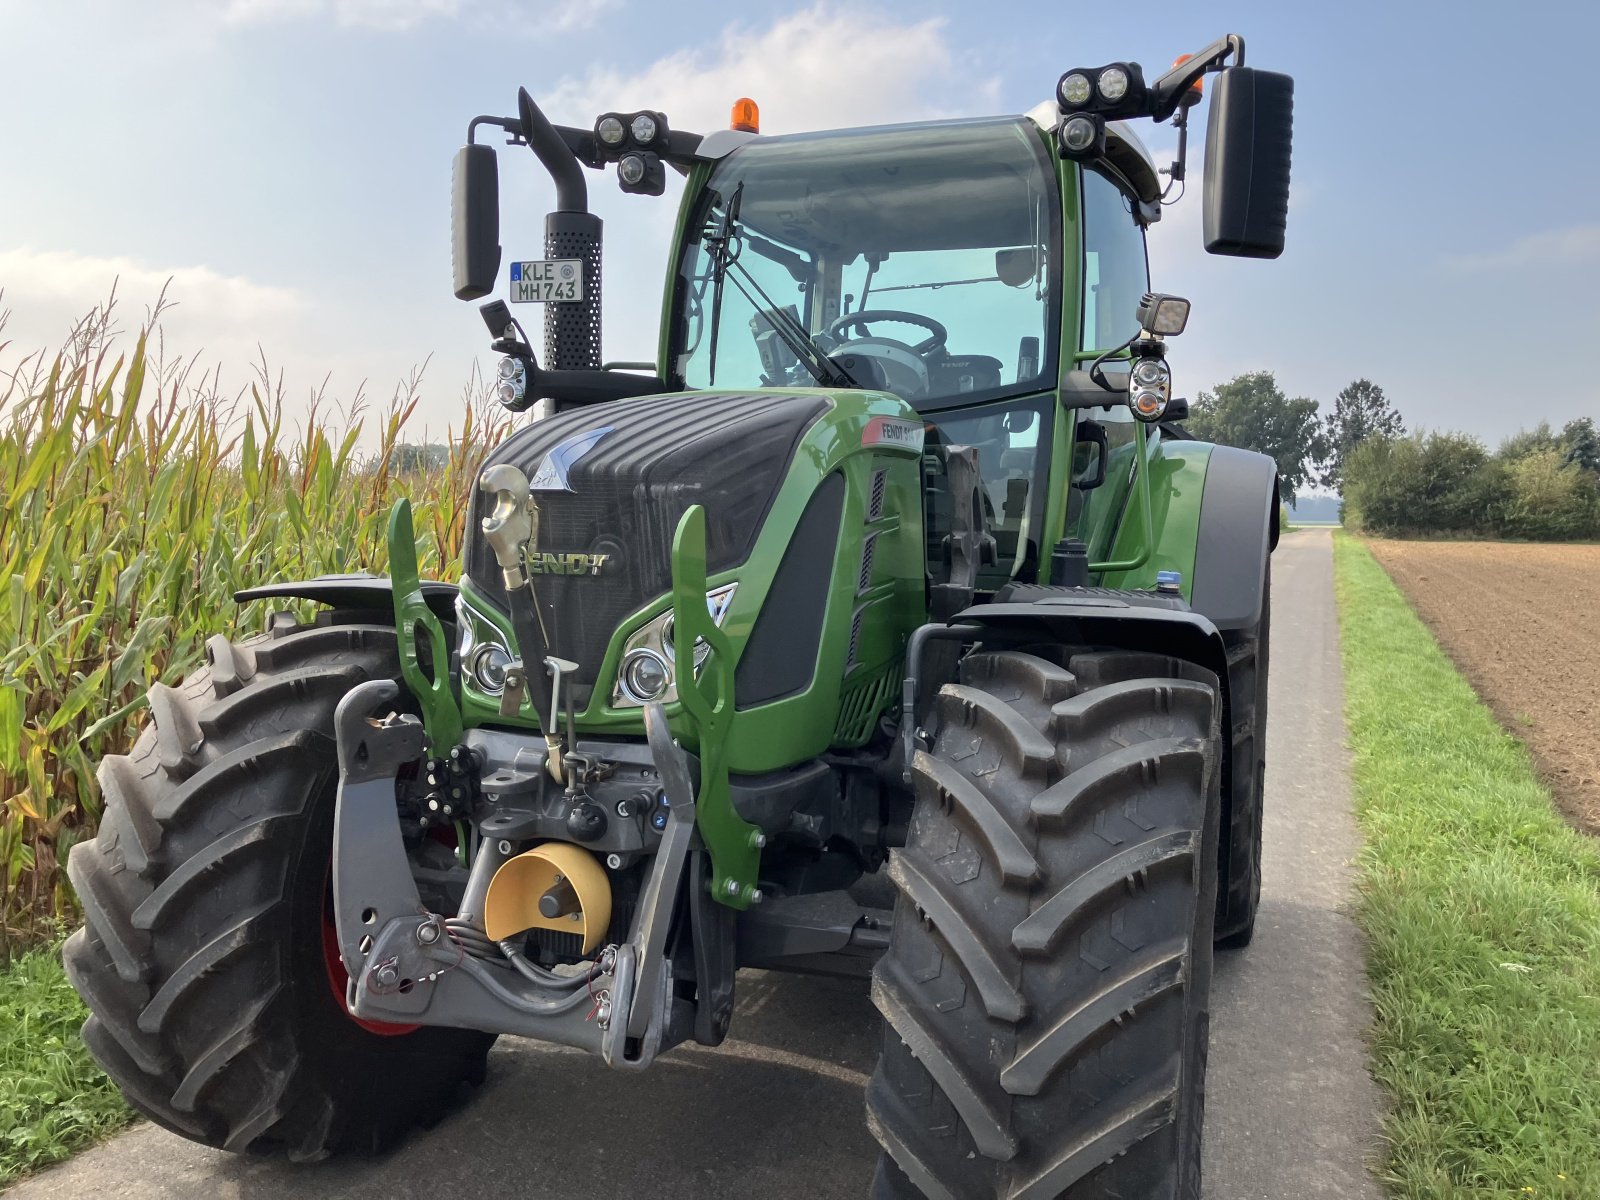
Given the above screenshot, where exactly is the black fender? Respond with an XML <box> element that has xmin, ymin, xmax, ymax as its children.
<box><xmin>234</xmin><ymin>574</ymin><xmax>459</xmax><ymax>624</ymax></box>
<box><xmin>1189</xmin><ymin>445</ymin><xmax>1279</xmax><ymax>633</ymax></box>
<box><xmin>953</xmin><ymin>596</ymin><xmax>1230</xmax><ymax>695</ymax></box>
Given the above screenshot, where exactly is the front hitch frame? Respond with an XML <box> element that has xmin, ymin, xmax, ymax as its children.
<box><xmin>330</xmin><ymin>678</ymin><xmax>692</xmax><ymax>1068</ymax></box>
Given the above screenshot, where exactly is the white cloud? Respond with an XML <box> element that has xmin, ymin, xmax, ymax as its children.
<box><xmin>544</xmin><ymin>6</ymin><xmax>992</xmax><ymax>133</ymax></box>
<box><xmin>221</xmin><ymin>0</ymin><xmax>605</xmax><ymax>33</ymax></box>
<box><xmin>1446</xmin><ymin>224</ymin><xmax>1600</xmax><ymax>272</ymax></box>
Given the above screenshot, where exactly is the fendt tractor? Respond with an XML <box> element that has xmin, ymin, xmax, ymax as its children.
<box><xmin>65</xmin><ymin>34</ymin><xmax>1293</xmax><ymax>1199</ymax></box>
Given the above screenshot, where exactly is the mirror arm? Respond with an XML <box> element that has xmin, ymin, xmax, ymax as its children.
<box><xmin>468</xmin><ymin>114</ymin><xmax>525</xmax><ymax>147</ymax></box>
<box><xmin>517</xmin><ymin>87</ymin><xmax>588</xmax><ymax>213</ymax></box>
<box><xmin>1148</xmin><ymin>33</ymin><xmax>1245</xmax><ymax>121</ymax></box>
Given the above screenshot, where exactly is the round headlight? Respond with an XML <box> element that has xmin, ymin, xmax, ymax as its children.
<box><xmin>618</xmin><ymin>154</ymin><xmax>648</xmax><ymax>186</ymax></box>
<box><xmin>1060</xmin><ymin>115</ymin><xmax>1099</xmax><ymax>154</ymax></box>
<box><xmin>1132</xmin><ymin>359</ymin><xmax>1168</xmax><ymax>388</ymax></box>
<box><xmin>1098</xmin><ymin>65</ymin><xmax>1130</xmax><ymax>102</ymax></box>
<box><xmin>620</xmin><ymin>648</ymin><xmax>670</xmax><ymax>703</ymax></box>
<box><xmin>495</xmin><ymin>356</ymin><xmax>528</xmax><ymax>411</ymax></box>
<box><xmin>596</xmin><ymin>115</ymin><xmax>625</xmax><ymax>145</ymax></box>
<box><xmin>1059</xmin><ymin>72</ymin><xmax>1092</xmax><ymax>107</ymax></box>
<box><xmin>630</xmin><ymin>113</ymin><xmax>658</xmax><ymax>144</ymax></box>
<box><xmin>469</xmin><ymin>643</ymin><xmax>512</xmax><ymax>694</ymax></box>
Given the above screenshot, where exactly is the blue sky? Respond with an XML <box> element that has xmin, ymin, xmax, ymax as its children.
<box><xmin>2</xmin><ymin>0</ymin><xmax>1596</xmax><ymax>449</ymax></box>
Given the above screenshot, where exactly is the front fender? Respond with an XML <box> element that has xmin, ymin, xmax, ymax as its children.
<box><xmin>234</xmin><ymin>574</ymin><xmax>459</xmax><ymax>624</ymax></box>
<box><xmin>954</xmin><ymin>596</ymin><xmax>1230</xmax><ymax>690</ymax></box>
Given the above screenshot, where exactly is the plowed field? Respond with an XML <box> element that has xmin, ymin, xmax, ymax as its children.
<box><xmin>1366</xmin><ymin>539</ymin><xmax>1600</xmax><ymax>833</ymax></box>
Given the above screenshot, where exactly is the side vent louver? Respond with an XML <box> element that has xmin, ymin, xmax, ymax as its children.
<box><xmin>846</xmin><ymin>606</ymin><xmax>865</xmax><ymax>669</ymax></box>
<box><xmin>867</xmin><ymin>468</ymin><xmax>888</xmax><ymax>521</ymax></box>
<box><xmin>857</xmin><ymin>533</ymin><xmax>878</xmax><ymax>594</ymax></box>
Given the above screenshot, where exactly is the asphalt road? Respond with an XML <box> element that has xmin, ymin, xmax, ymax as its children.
<box><xmin>12</xmin><ymin>528</ymin><xmax>1382</xmax><ymax>1199</ymax></box>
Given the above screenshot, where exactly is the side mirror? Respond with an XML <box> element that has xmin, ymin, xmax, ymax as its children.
<box><xmin>452</xmin><ymin>144</ymin><xmax>502</xmax><ymax>300</ymax></box>
<box><xmin>1202</xmin><ymin>67</ymin><xmax>1294</xmax><ymax>258</ymax></box>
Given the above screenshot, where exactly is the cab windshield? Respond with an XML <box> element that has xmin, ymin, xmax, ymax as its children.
<box><xmin>672</xmin><ymin>118</ymin><xmax>1060</xmax><ymax>410</ymax></box>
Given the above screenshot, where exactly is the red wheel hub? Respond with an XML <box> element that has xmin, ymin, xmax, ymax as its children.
<box><xmin>320</xmin><ymin>896</ymin><xmax>420</xmax><ymax>1037</ymax></box>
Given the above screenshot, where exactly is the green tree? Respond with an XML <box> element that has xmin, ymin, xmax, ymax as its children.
<box><xmin>1343</xmin><ymin>431</ymin><xmax>1508</xmax><ymax>535</ymax></box>
<box><xmin>1498</xmin><ymin>421</ymin><xmax>1561</xmax><ymax>463</ymax></box>
<box><xmin>1502</xmin><ymin>449</ymin><xmax>1600</xmax><ymax>539</ymax></box>
<box><xmin>1187</xmin><ymin>371</ymin><xmax>1326</xmax><ymax>503</ymax></box>
<box><xmin>1321</xmin><ymin>378</ymin><xmax>1402</xmax><ymax>491</ymax></box>
<box><xmin>1561</xmin><ymin>416</ymin><xmax>1600</xmax><ymax>474</ymax></box>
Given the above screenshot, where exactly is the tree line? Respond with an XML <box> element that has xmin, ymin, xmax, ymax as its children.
<box><xmin>1184</xmin><ymin>372</ymin><xmax>1600</xmax><ymax>539</ymax></box>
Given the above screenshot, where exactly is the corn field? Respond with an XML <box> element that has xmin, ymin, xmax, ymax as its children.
<box><xmin>0</xmin><ymin>300</ymin><xmax>509</xmax><ymax>954</ymax></box>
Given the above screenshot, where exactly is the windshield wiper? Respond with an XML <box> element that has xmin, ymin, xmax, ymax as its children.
<box><xmin>702</xmin><ymin>189</ymin><xmax>858</xmax><ymax>390</ymax></box>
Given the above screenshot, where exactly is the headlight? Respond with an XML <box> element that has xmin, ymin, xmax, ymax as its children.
<box><xmin>456</xmin><ymin>595</ymin><xmax>516</xmax><ymax>698</ymax></box>
<box><xmin>1097</xmin><ymin>65</ymin><xmax>1130</xmax><ymax>103</ymax></box>
<box><xmin>496</xmin><ymin>356</ymin><xmax>530</xmax><ymax>412</ymax></box>
<box><xmin>1132</xmin><ymin>359</ymin><xmax>1167</xmax><ymax>388</ymax></box>
<box><xmin>596</xmin><ymin>115</ymin><xmax>625</xmax><ymax>146</ymax></box>
<box><xmin>1058</xmin><ymin>72</ymin><xmax>1092</xmax><ymax>107</ymax></box>
<box><xmin>1060</xmin><ymin>114</ymin><xmax>1100</xmax><ymax>155</ymax></box>
<box><xmin>610</xmin><ymin>583</ymin><xmax>738</xmax><ymax>709</ymax></box>
<box><xmin>1129</xmin><ymin>358</ymin><xmax>1171</xmax><ymax>422</ymax></box>
<box><xmin>619</xmin><ymin>649</ymin><xmax>670</xmax><ymax>703</ymax></box>
<box><xmin>618</xmin><ymin>154</ymin><xmax>648</xmax><ymax>186</ymax></box>
<box><xmin>469</xmin><ymin>643</ymin><xmax>512</xmax><ymax>694</ymax></box>
<box><xmin>629</xmin><ymin>112</ymin><xmax>658</xmax><ymax>145</ymax></box>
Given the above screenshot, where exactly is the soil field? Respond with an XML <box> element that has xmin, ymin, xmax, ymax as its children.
<box><xmin>1366</xmin><ymin>539</ymin><xmax>1600</xmax><ymax>833</ymax></box>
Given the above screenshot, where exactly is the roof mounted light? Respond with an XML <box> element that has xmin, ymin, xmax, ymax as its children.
<box><xmin>1058</xmin><ymin>113</ymin><xmax>1105</xmax><ymax>160</ymax></box>
<box><xmin>1098</xmin><ymin>65</ymin><xmax>1131</xmax><ymax>102</ymax></box>
<box><xmin>1055</xmin><ymin>61</ymin><xmax>1150</xmax><ymax>121</ymax></box>
<box><xmin>729</xmin><ymin>97</ymin><xmax>760</xmax><ymax>133</ymax></box>
<box><xmin>595</xmin><ymin>114</ymin><xmax>626</xmax><ymax>147</ymax></box>
<box><xmin>1058</xmin><ymin>72</ymin><xmax>1092</xmax><ymax>107</ymax></box>
<box><xmin>629</xmin><ymin>112</ymin><xmax>659</xmax><ymax>145</ymax></box>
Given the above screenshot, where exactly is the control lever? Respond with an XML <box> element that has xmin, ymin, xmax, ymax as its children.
<box><xmin>543</xmin><ymin>656</ymin><xmax>579</xmax><ymax>786</ymax></box>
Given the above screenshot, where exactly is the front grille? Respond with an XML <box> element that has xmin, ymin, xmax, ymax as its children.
<box><xmin>465</xmin><ymin>391</ymin><xmax>830</xmax><ymax>701</ymax></box>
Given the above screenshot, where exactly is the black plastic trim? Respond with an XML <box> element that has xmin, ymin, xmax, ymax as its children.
<box><xmin>1189</xmin><ymin>446</ymin><xmax>1279</xmax><ymax>631</ymax></box>
<box><xmin>734</xmin><ymin>472</ymin><xmax>847</xmax><ymax>708</ymax></box>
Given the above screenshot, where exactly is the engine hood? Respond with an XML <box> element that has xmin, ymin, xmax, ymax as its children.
<box><xmin>464</xmin><ymin>389</ymin><xmax>831</xmax><ymax>703</ymax></box>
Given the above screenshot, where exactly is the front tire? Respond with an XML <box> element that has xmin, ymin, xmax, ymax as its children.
<box><xmin>1215</xmin><ymin>561</ymin><xmax>1270</xmax><ymax>948</ymax></box>
<box><xmin>63</xmin><ymin>614</ymin><xmax>494</xmax><ymax>1159</ymax></box>
<box><xmin>868</xmin><ymin>648</ymin><xmax>1221</xmax><ymax>1199</ymax></box>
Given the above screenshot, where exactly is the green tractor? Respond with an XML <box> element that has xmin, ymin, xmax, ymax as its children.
<box><xmin>65</xmin><ymin>34</ymin><xmax>1291</xmax><ymax>1199</ymax></box>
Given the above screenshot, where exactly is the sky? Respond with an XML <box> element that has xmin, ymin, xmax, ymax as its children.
<box><xmin>2</xmin><ymin>0</ymin><xmax>1598</xmax><ymax>451</ymax></box>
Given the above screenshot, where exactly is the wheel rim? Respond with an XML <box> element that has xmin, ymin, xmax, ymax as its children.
<box><xmin>320</xmin><ymin>892</ymin><xmax>420</xmax><ymax>1037</ymax></box>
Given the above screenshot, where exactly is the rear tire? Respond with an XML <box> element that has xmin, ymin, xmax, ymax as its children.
<box><xmin>63</xmin><ymin>614</ymin><xmax>494</xmax><ymax>1159</ymax></box>
<box><xmin>868</xmin><ymin>648</ymin><xmax>1221</xmax><ymax>1199</ymax></box>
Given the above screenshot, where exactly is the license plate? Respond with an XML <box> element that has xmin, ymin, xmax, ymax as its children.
<box><xmin>510</xmin><ymin>259</ymin><xmax>584</xmax><ymax>303</ymax></box>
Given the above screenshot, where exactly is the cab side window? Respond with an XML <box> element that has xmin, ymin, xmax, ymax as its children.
<box><xmin>1079</xmin><ymin>167</ymin><xmax>1150</xmax><ymax>352</ymax></box>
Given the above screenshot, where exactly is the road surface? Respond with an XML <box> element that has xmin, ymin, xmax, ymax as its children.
<box><xmin>13</xmin><ymin>529</ymin><xmax>1382</xmax><ymax>1199</ymax></box>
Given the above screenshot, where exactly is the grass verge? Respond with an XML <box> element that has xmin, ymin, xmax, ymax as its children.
<box><xmin>1334</xmin><ymin>533</ymin><xmax>1600</xmax><ymax>1199</ymax></box>
<box><xmin>0</xmin><ymin>942</ymin><xmax>131</xmax><ymax>1184</ymax></box>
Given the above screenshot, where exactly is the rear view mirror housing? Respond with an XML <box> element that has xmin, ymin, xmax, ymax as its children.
<box><xmin>452</xmin><ymin>143</ymin><xmax>502</xmax><ymax>300</ymax></box>
<box><xmin>1202</xmin><ymin>67</ymin><xmax>1294</xmax><ymax>258</ymax></box>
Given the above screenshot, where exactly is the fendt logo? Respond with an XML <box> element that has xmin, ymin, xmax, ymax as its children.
<box><xmin>527</xmin><ymin>551</ymin><xmax>610</xmax><ymax>577</ymax></box>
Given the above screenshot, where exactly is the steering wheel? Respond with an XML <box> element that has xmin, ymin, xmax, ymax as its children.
<box><xmin>827</xmin><ymin>310</ymin><xmax>949</xmax><ymax>356</ymax></box>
